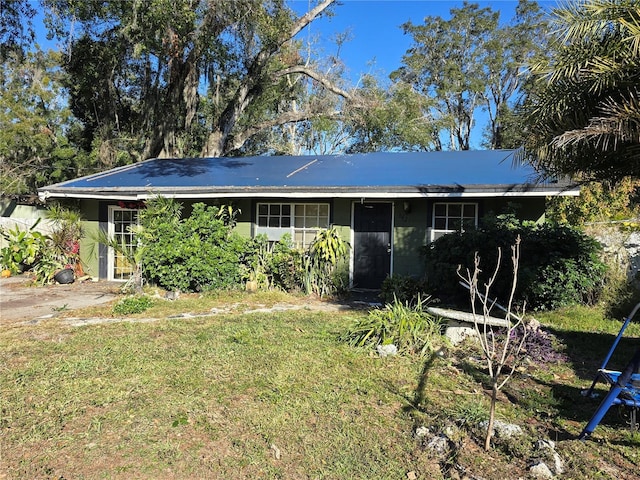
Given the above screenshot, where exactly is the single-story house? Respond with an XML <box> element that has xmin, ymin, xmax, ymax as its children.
<box><xmin>36</xmin><ymin>150</ymin><xmax>579</xmax><ymax>289</ymax></box>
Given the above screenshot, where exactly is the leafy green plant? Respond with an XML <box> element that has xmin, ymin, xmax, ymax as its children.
<box><xmin>112</xmin><ymin>295</ymin><xmax>154</xmax><ymax>315</ymax></box>
<box><xmin>140</xmin><ymin>200</ymin><xmax>246</xmax><ymax>292</ymax></box>
<box><xmin>342</xmin><ymin>295</ymin><xmax>445</xmax><ymax>356</ymax></box>
<box><xmin>0</xmin><ymin>219</ymin><xmax>49</xmax><ymax>273</ymax></box>
<box><xmin>242</xmin><ymin>234</ymin><xmax>274</xmax><ymax>290</ymax></box>
<box><xmin>45</xmin><ymin>203</ymin><xmax>84</xmax><ymax>274</ymax></box>
<box><xmin>31</xmin><ymin>249</ymin><xmax>66</xmax><ymax>285</ymax></box>
<box><xmin>380</xmin><ymin>275</ymin><xmax>429</xmax><ymax>306</ymax></box>
<box><xmin>423</xmin><ymin>217</ymin><xmax>607</xmax><ymax>310</ymax></box>
<box><xmin>305</xmin><ymin>227</ymin><xmax>350</xmax><ymax>297</ymax></box>
<box><xmin>266</xmin><ymin>234</ymin><xmax>304</xmax><ymax>292</ymax></box>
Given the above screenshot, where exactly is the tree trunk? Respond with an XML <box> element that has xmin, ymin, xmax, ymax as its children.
<box><xmin>485</xmin><ymin>380</ymin><xmax>499</xmax><ymax>451</ymax></box>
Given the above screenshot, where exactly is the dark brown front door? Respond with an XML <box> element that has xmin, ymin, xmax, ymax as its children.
<box><xmin>353</xmin><ymin>202</ymin><xmax>392</xmax><ymax>289</ymax></box>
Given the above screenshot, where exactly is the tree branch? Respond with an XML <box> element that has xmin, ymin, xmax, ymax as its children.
<box><xmin>202</xmin><ymin>0</ymin><xmax>336</xmax><ymax>156</ymax></box>
<box><xmin>228</xmin><ymin>109</ymin><xmax>342</xmax><ymax>152</ymax></box>
<box><xmin>275</xmin><ymin>64</ymin><xmax>355</xmax><ymax>101</ymax></box>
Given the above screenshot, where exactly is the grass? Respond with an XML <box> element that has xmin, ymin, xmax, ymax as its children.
<box><xmin>1</xmin><ymin>293</ymin><xmax>639</xmax><ymax>479</ymax></box>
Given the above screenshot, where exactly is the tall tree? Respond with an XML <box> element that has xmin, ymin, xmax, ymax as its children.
<box><xmin>0</xmin><ymin>49</ymin><xmax>84</xmax><ymax>194</ymax></box>
<box><xmin>482</xmin><ymin>0</ymin><xmax>546</xmax><ymax>149</ymax></box>
<box><xmin>391</xmin><ymin>0</ymin><xmax>546</xmax><ymax>151</ymax></box>
<box><xmin>346</xmin><ymin>76</ymin><xmax>440</xmax><ymax>152</ymax></box>
<box><xmin>43</xmin><ymin>0</ymin><xmax>354</xmax><ymax>162</ymax></box>
<box><xmin>0</xmin><ymin>0</ymin><xmax>37</xmax><ymax>60</ymax></box>
<box><xmin>520</xmin><ymin>0</ymin><xmax>640</xmax><ymax>181</ymax></box>
<box><xmin>392</xmin><ymin>2</ymin><xmax>498</xmax><ymax>150</ymax></box>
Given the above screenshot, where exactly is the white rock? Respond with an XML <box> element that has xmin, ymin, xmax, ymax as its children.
<box><xmin>535</xmin><ymin>439</ymin><xmax>555</xmax><ymax>451</ymax></box>
<box><xmin>479</xmin><ymin>419</ymin><xmax>523</xmax><ymax>439</ymax></box>
<box><xmin>377</xmin><ymin>344</ymin><xmax>398</xmax><ymax>357</ymax></box>
<box><xmin>552</xmin><ymin>452</ymin><xmax>565</xmax><ymax>475</ymax></box>
<box><xmin>529</xmin><ymin>462</ymin><xmax>554</xmax><ymax>479</ymax></box>
<box><xmin>426</xmin><ymin>435</ymin><xmax>450</xmax><ymax>455</ymax></box>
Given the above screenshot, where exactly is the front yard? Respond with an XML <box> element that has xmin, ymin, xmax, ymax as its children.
<box><xmin>0</xmin><ymin>291</ymin><xmax>638</xmax><ymax>479</ymax></box>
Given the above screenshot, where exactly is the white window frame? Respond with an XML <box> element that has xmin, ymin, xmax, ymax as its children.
<box><xmin>428</xmin><ymin>202</ymin><xmax>478</xmax><ymax>243</ymax></box>
<box><xmin>107</xmin><ymin>206</ymin><xmax>140</xmax><ymax>281</ymax></box>
<box><xmin>255</xmin><ymin>202</ymin><xmax>330</xmax><ymax>248</ymax></box>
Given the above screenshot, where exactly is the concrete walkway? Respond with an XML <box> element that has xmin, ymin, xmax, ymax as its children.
<box><xmin>1</xmin><ymin>275</ymin><xmax>381</xmax><ymax>327</ymax></box>
<box><xmin>1</xmin><ymin>275</ymin><xmax>120</xmax><ymax>325</ymax></box>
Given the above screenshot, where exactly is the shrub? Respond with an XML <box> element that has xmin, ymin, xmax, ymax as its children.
<box><xmin>140</xmin><ymin>200</ymin><xmax>247</xmax><ymax>292</ymax></box>
<box><xmin>112</xmin><ymin>295</ymin><xmax>154</xmax><ymax>315</ymax></box>
<box><xmin>305</xmin><ymin>227</ymin><xmax>350</xmax><ymax>297</ymax></box>
<box><xmin>380</xmin><ymin>275</ymin><xmax>429</xmax><ymax>306</ymax></box>
<box><xmin>342</xmin><ymin>296</ymin><xmax>445</xmax><ymax>356</ymax></box>
<box><xmin>423</xmin><ymin>218</ymin><xmax>606</xmax><ymax>310</ymax></box>
<box><xmin>0</xmin><ymin>220</ymin><xmax>49</xmax><ymax>273</ymax></box>
<box><xmin>268</xmin><ymin>234</ymin><xmax>304</xmax><ymax>291</ymax></box>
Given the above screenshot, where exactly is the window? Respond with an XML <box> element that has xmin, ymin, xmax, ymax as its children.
<box><xmin>430</xmin><ymin>202</ymin><xmax>477</xmax><ymax>242</ymax></box>
<box><xmin>256</xmin><ymin>202</ymin><xmax>329</xmax><ymax>248</ymax></box>
<box><xmin>108</xmin><ymin>206</ymin><xmax>139</xmax><ymax>281</ymax></box>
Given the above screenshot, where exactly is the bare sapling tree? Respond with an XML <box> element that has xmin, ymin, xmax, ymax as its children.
<box><xmin>457</xmin><ymin>236</ymin><xmax>527</xmax><ymax>451</ymax></box>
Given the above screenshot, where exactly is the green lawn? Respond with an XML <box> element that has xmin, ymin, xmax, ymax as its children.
<box><xmin>1</xmin><ymin>295</ymin><xmax>639</xmax><ymax>479</ymax></box>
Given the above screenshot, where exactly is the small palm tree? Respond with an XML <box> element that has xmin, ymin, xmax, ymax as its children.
<box><xmin>521</xmin><ymin>0</ymin><xmax>640</xmax><ymax>181</ymax></box>
<box><xmin>91</xmin><ymin>226</ymin><xmax>145</xmax><ymax>293</ymax></box>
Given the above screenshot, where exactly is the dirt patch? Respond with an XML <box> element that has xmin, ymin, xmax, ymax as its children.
<box><xmin>1</xmin><ymin>276</ymin><xmax>381</xmax><ymax>327</ymax></box>
<box><xmin>1</xmin><ymin>275</ymin><xmax>120</xmax><ymax>325</ymax></box>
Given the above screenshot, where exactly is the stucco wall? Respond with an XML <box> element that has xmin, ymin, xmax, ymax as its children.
<box><xmin>586</xmin><ymin>223</ymin><xmax>640</xmax><ymax>289</ymax></box>
<box><xmin>9</xmin><ymin>195</ymin><xmax>548</xmax><ymax>284</ymax></box>
<box><xmin>0</xmin><ymin>201</ymin><xmax>51</xmax><ymax>250</ymax></box>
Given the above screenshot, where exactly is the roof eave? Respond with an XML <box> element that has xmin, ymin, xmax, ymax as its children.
<box><xmin>38</xmin><ymin>183</ymin><xmax>580</xmax><ymax>201</ymax></box>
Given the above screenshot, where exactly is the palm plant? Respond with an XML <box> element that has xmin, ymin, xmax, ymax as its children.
<box><xmin>521</xmin><ymin>0</ymin><xmax>640</xmax><ymax>181</ymax></box>
<box><xmin>45</xmin><ymin>204</ymin><xmax>84</xmax><ymax>275</ymax></box>
<box><xmin>91</xmin><ymin>226</ymin><xmax>146</xmax><ymax>293</ymax></box>
<box><xmin>304</xmin><ymin>227</ymin><xmax>350</xmax><ymax>297</ymax></box>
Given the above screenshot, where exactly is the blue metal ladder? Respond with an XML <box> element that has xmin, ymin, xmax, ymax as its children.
<box><xmin>579</xmin><ymin>303</ymin><xmax>640</xmax><ymax>440</ymax></box>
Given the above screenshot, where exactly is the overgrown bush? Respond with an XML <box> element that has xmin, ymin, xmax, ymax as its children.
<box><xmin>242</xmin><ymin>234</ymin><xmax>305</xmax><ymax>292</ymax></box>
<box><xmin>267</xmin><ymin>234</ymin><xmax>304</xmax><ymax>291</ymax></box>
<box><xmin>140</xmin><ymin>200</ymin><xmax>248</xmax><ymax>292</ymax></box>
<box><xmin>342</xmin><ymin>296</ymin><xmax>445</xmax><ymax>356</ymax></box>
<box><xmin>423</xmin><ymin>217</ymin><xmax>607</xmax><ymax>310</ymax></box>
<box><xmin>380</xmin><ymin>275</ymin><xmax>429</xmax><ymax>305</ymax></box>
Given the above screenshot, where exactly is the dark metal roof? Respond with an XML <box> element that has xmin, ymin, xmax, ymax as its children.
<box><xmin>38</xmin><ymin>151</ymin><xmax>579</xmax><ymax>200</ymax></box>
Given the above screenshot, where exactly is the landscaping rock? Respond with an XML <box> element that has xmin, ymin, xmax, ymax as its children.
<box><xmin>529</xmin><ymin>461</ymin><xmax>554</xmax><ymax>479</ymax></box>
<box><xmin>479</xmin><ymin>419</ymin><xmax>523</xmax><ymax>439</ymax></box>
<box><xmin>426</xmin><ymin>434</ymin><xmax>451</xmax><ymax>456</ymax></box>
<box><xmin>534</xmin><ymin>439</ymin><xmax>565</xmax><ymax>475</ymax></box>
<box><xmin>377</xmin><ymin>344</ymin><xmax>398</xmax><ymax>357</ymax></box>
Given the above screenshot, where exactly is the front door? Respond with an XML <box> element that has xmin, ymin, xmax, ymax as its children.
<box><xmin>352</xmin><ymin>202</ymin><xmax>392</xmax><ymax>289</ymax></box>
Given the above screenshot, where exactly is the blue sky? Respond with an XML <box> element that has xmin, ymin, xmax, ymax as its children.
<box><xmin>31</xmin><ymin>0</ymin><xmax>560</xmax><ymax>149</ymax></box>
<box><xmin>285</xmin><ymin>0</ymin><xmax>559</xmax><ymax>148</ymax></box>
<box><xmin>288</xmin><ymin>0</ymin><xmax>559</xmax><ymax>85</ymax></box>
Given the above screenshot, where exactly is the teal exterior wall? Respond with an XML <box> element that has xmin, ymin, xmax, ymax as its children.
<box><xmin>69</xmin><ymin>195</ymin><xmax>547</xmax><ymax>284</ymax></box>
<box><xmin>392</xmin><ymin>199</ymin><xmax>429</xmax><ymax>278</ymax></box>
<box><xmin>78</xmin><ymin>200</ymin><xmax>100</xmax><ymax>278</ymax></box>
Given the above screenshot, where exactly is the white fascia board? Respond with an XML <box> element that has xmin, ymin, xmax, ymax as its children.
<box><xmin>38</xmin><ymin>187</ymin><xmax>579</xmax><ymax>201</ymax></box>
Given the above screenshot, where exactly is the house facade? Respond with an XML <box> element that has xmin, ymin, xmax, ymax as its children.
<box><xmin>36</xmin><ymin>151</ymin><xmax>579</xmax><ymax>289</ymax></box>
